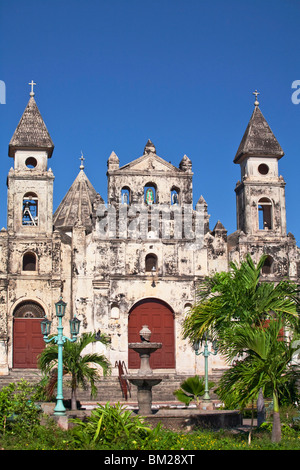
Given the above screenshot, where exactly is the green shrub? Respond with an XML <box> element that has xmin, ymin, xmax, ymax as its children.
<box><xmin>0</xmin><ymin>380</ymin><xmax>41</xmax><ymax>435</ymax></box>
<box><xmin>173</xmin><ymin>375</ymin><xmax>215</xmax><ymax>406</ymax></box>
<box><xmin>71</xmin><ymin>402</ymin><xmax>158</xmax><ymax>449</ymax></box>
<box><xmin>259</xmin><ymin>421</ymin><xmax>296</xmax><ymax>437</ymax></box>
<box><xmin>0</xmin><ymin>417</ymin><xmax>75</xmax><ymax>450</ymax></box>
<box><xmin>33</xmin><ymin>375</ymin><xmax>56</xmax><ymax>402</ymax></box>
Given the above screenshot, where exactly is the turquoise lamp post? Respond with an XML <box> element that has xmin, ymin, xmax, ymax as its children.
<box><xmin>41</xmin><ymin>296</ymin><xmax>81</xmax><ymax>416</ymax></box>
<box><xmin>193</xmin><ymin>333</ymin><xmax>218</xmax><ymax>401</ymax></box>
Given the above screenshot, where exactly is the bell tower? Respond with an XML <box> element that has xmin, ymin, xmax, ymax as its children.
<box><xmin>234</xmin><ymin>91</ymin><xmax>286</xmax><ymax>238</ymax></box>
<box><xmin>7</xmin><ymin>82</ymin><xmax>54</xmax><ymax>237</ymax></box>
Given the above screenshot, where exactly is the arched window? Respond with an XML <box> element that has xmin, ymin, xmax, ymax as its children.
<box><xmin>121</xmin><ymin>187</ymin><xmax>131</xmax><ymax>205</ymax></box>
<box><xmin>258</xmin><ymin>197</ymin><xmax>272</xmax><ymax>230</ymax></box>
<box><xmin>262</xmin><ymin>255</ymin><xmax>274</xmax><ymax>275</ymax></box>
<box><xmin>145</xmin><ymin>253</ymin><xmax>157</xmax><ymax>272</ymax></box>
<box><xmin>22</xmin><ymin>252</ymin><xmax>37</xmax><ymax>271</ymax></box>
<box><xmin>171</xmin><ymin>187</ymin><xmax>180</xmax><ymax>205</ymax></box>
<box><xmin>22</xmin><ymin>192</ymin><xmax>38</xmax><ymax>226</ymax></box>
<box><xmin>144</xmin><ymin>183</ymin><xmax>157</xmax><ymax>205</ymax></box>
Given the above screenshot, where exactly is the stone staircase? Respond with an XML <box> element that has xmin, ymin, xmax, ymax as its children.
<box><xmin>0</xmin><ymin>369</ymin><xmax>42</xmax><ymax>387</ymax></box>
<box><xmin>0</xmin><ymin>368</ymin><xmax>225</xmax><ymax>404</ymax></box>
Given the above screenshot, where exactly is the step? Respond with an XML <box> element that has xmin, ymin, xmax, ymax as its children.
<box><xmin>0</xmin><ymin>369</ymin><xmax>224</xmax><ymax>403</ymax></box>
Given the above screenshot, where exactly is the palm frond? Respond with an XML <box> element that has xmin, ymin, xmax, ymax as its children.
<box><xmin>37</xmin><ymin>332</ymin><xmax>111</xmax><ymax>401</ymax></box>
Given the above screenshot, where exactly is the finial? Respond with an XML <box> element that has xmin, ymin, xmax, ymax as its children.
<box><xmin>79</xmin><ymin>151</ymin><xmax>85</xmax><ymax>170</ymax></box>
<box><xmin>28</xmin><ymin>80</ymin><xmax>36</xmax><ymax>97</ymax></box>
<box><xmin>144</xmin><ymin>139</ymin><xmax>156</xmax><ymax>155</ymax></box>
<box><xmin>253</xmin><ymin>89</ymin><xmax>260</xmax><ymax>107</ymax></box>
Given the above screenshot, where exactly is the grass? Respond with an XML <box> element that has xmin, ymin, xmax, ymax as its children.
<box><xmin>1</xmin><ymin>418</ymin><xmax>300</xmax><ymax>450</ymax></box>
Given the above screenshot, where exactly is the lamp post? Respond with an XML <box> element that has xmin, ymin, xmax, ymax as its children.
<box><xmin>41</xmin><ymin>296</ymin><xmax>81</xmax><ymax>416</ymax></box>
<box><xmin>193</xmin><ymin>332</ymin><xmax>218</xmax><ymax>402</ymax></box>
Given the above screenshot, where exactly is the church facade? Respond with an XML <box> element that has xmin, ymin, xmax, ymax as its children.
<box><xmin>0</xmin><ymin>89</ymin><xmax>299</xmax><ymax>377</ymax></box>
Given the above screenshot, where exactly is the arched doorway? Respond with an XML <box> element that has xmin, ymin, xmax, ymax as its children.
<box><xmin>13</xmin><ymin>301</ymin><xmax>46</xmax><ymax>368</ymax></box>
<box><xmin>128</xmin><ymin>298</ymin><xmax>175</xmax><ymax>369</ymax></box>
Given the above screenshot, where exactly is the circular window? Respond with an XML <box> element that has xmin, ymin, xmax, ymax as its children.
<box><xmin>25</xmin><ymin>157</ymin><xmax>37</xmax><ymax>168</ymax></box>
<box><xmin>258</xmin><ymin>163</ymin><xmax>269</xmax><ymax>175</ymax></box>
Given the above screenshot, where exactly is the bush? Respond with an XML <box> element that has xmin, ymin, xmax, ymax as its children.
<box><xmin>173</xmin><ymin>375</ymin><xmax>215</xmax><ymax>406</ymax></box>
<box><xmin>0</xmin><ymin>417</ymin><xmax>75</xmax><ymax>450</ymax></box>
<box><xmin>259</xmin><ymin>421</ymin><xmax>297</xmax><ymax>437</ymax></box>
<box><xmin>0</xmin><ymin>380</ymin><xmax>41</xmax><ymax>435</ymax></box>
<box><xmin>70</xmin><ymin>402</ymin><xmax>159</xmax><ymax>449</ymax></box>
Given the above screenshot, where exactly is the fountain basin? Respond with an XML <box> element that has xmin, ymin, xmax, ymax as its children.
<box><xmin>124</xmin><ymin>375</ymin><xmax>163</xmax><ymax>388</ymax></box>
<box><xmin>123</xmin><ymin>374</ymin><xmax>164</xmax><ymax>415</ymax></box>
<box><xmin>128</xmin><ymin>342</ymin><xmax>162</xmax><ymax>376</ymax></box>
<box><xmin>140</xmin><ymin>408</ymin><xmax>242</xmax><ymax>429</ymax></box>
<box><xmin>128</xmin><ymin>342</ymin><xmax>162</xmax><ymax>352</ymax></box>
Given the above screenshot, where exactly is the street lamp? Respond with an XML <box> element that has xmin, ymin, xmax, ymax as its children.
<box><xmin>41</xmin><ymin>296</ymin><xmax>81</xmax><ymax>416</ymax></box>
<box><xmin>193</xmin><ymin>332</ymin><xmax>218</xmax><ymax>402</ymax></box>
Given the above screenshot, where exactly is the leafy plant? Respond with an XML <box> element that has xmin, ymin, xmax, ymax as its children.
<box><xmin>216</xmin><ymin>318</ymin><xmax>300</xmax><ymax>443</ymax></box>
<box><xmin>183</xmin><ymin>254</ymin><xmax>300</xmax><ymax>346</ymax></box>
<box><xmin>182</xmin><ymin>254</ymin><xmax>300</xmax><ymax>443</ymax></box>
<box><xmin>0</xmin><ymin>380</ymin><xmax>41</xmax><ymax>435</ymax></box>
<box><xmin>173</xmin><ymin>375</ymin><xmax>215</xmax><ymax>406</ymax></box>
<box><xmin>71</xmin><ymin>401</ymin><xmax>155</xmax><ymax>448</ymax></box>
<box><xmin>33</xmin><ymin>375</ymin><xmax>56</xmax><ymax>402</ymax></box>
<box><xmin>38</xmin><ymin>332</ymin><xmax>111</xmax><ymax>410</ymax></box>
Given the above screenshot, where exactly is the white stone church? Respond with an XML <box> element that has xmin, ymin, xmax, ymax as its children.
<box><xmin>0</xmin><ymin>87</ymin><xmax>298</xmax><ymax>380</ymax></box>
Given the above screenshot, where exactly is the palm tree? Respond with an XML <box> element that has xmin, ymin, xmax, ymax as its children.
<box><xmin>183</xmin><ymin>254</ymin><xmax>300</xmax><ymax>345</ymax></box>
<box><xmin>182</xmin><ymin>254</ymin><xmax>300</xmax><ymax>442</ymax></box>
<box><xmin>38</xmin><ymin>332</ymin><xmax>111</xmax><ymax>410</ymax></box>
<box><xmin>217</xmin><ymin>318</ymin><xmax>300</xmax><ymax>443</ymax></box>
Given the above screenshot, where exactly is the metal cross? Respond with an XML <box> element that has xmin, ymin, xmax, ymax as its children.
<box><xmin>253</xmin><ymin>89</ymin><xmax>260</xmax><ymax>106</ymax></box>
<box><xmin>79</xmin><ymin>152</ymin><xmax>85</xmax><ymax>170</ymax></box>
<box><xmin>28</xmin><ymin>80</ymin><xmax>36</xmax><ymax>97</ymax></box>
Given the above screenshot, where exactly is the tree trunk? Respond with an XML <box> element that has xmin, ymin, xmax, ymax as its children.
<box><xmin>71</xmin><ymin>387</ymin><xmax>77</xmax><ymax>410</ymax></box>
<box><xmin>248</xmin><ymin>401</ymin><xmax>254</xmax><ymax>446</ymax></box>
<box><xmin>271</xmin><ymin>391</ymin><xmax>281</xmax><ymax>443</ymax></box>
<box><xmin>257</xmin><ymin>388</ymin><xmax>266</xmax><ymax>427</ymax></box>
<box><xmin>71</xmin><ymin>375</ymin><xmax>77</xmax><ymax>411</ymax></box>
<box><xmin>272</xmin><ymin>411</ymin><xmax>281</xmax><ymax>443</ymax></box>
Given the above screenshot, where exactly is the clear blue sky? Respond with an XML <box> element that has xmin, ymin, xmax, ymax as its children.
<box><xmin>0</xmin><ymin>0</ymin><xmax>299</xmax><ymax>243</ymax></box>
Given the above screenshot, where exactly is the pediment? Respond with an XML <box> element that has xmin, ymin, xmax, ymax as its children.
<box><xmin>119</xmin><ymin>153</ymin><xmax>180</xmax><ymax>173</ymax></box>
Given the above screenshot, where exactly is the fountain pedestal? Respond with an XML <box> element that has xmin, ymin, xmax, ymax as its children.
<box><xmin>128</xmin><ymin>376</ymin><xmax>163</xmax><ymax>415</ymax></box>
<box><xmin>124</xmin><ymin>326</ymin><xmax>163</xmax><ymax>414</ymax></box>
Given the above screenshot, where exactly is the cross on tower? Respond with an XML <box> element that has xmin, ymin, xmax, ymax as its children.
<box><xmin>253</xmin><ymin>89</ymin><xmax>260</xmax><ymax>107</ymax></box>
<box><xmin>79</xmin><ymin>152</ymin><xmax>85</xmax><ymax>170</ymax></box>
<box><xmin>28</xmin><ymin>80</ymin><xmax>36</xmax><ymax>97</ymax></box>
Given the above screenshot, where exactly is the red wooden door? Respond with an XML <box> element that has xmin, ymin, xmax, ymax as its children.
<box><xmin>13</xmin><ymin>318</ymin><xmax>45</xmax><ymax>368</ymax></box>
<box><xmin>128</xmin><ymin>299</ymin><xmax>175</xmax><ymax>369</ymax></box>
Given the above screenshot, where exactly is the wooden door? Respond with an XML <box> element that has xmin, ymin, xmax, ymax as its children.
<box><xmin>13</xmin><ymin>318</ymin><xmax>45</xmax><ymax>368</ymax></box>
<box><xmin>128</xmin><ymin>299</ymin><xmax>175</xmax><ymax>369</ymax></box>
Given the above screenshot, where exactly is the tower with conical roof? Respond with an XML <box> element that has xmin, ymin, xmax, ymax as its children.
<box><xmin>3</xmin><ymin>83</ymin><xmax>65</xmax><ymax>373</ymax></box>
<box><xmin>229</xmin><ymin>91</ymin><xmax>298</xmax><ymax>280</ymax></box>
<box><xmin>234</xmin><ymin>91</ymin><xmax>286</xmax><ymax>237</ymax></box>
<box><xmin>7</xmin><ymin>82</ymin><xmax>55</xmax><ymax>236</ymax></box>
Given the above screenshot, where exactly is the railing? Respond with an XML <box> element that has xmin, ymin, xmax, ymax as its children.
<box><xmin>115</xmin><ymin>360</ymin><xmax>131</xmax><ymax>400</ymax></box>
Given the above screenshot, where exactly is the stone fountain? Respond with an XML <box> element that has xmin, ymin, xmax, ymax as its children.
<box><xmin>124</xmin><ymin>326</ymin><xmax>242</xmax><ymax>429</ymax></box>
<box><xmin>124</xmin><ymin>325</ymin><xmax>164</xmax><ymax>414</ymax></box>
